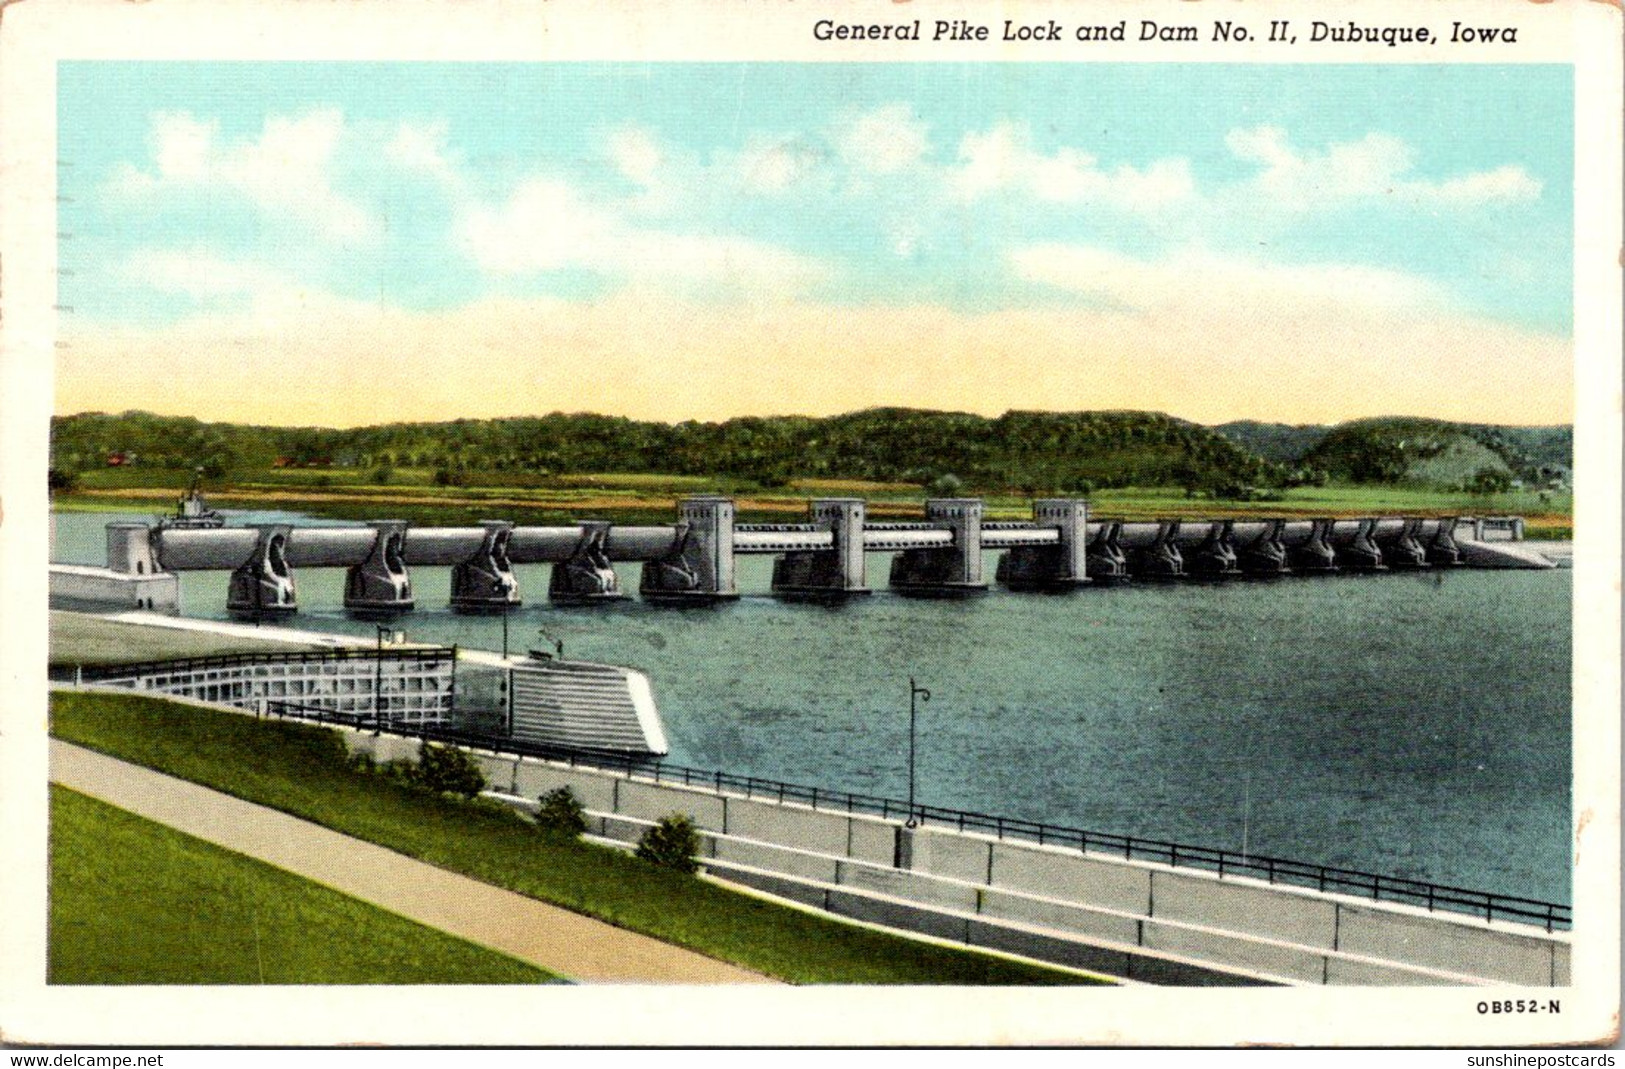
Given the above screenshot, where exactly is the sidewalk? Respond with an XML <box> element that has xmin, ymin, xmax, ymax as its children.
<box><xmin>50</xmin><ymin>740</ymin><xmax>776</xmax><ymax>985</ymax></box>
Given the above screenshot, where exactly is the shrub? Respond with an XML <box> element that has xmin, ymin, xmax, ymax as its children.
<box><xmin>535</xmin><ymin>787</ymin><xmax>588</xmax><ymax>839</ymax></box>
<box><xmin>411</xmin><ymin>742</ymin><xmax>487</xmax><ymax>799</ymax></box>
<box><xmin>635</xmin><ymin>813</ymin><xmax>701</xmax><ymax>874</ymax></box>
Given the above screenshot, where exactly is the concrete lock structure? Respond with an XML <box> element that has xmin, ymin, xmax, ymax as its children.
<box><xmin>226</xmin><ymin>525</ymin><xmax>297</xmax><ymax>617</ymax></box>
<box><xmin>344</xmin><ymin>520</ymin><xmax>413</xmax><ymax>613</ymax></box>
<box><xmin>640</xmin><ymin>495</ymin><xmax>739</xmax><ymax>604</ymax></box>
<box><xmin>71</xmin><ymin>647</ymin><xmax>456</xmax><ymax>728</ymax></box>
<box><xmin>451</xmin><ymin>521</ymin><xmax>521</xmax><ymax>612</ymax></box>
<box><xmin>994</xmin><ymin>498</ymin><xmax>1090</xmax><ymax>591</ymax></box>
<box><xmin>549</xmin><ymin>521</ymin><xmax>625</xmax><ymax>604</ymax></box>
<box><xmin>61</xmin><ymin>500</ymin><xmax>1555</xmax><ymax>617</ymax></box>
<box><xmin>1239</xmin><ymin>519</ymin><xmax>1289</xmax><ymax>576</ymax></box>
<box><xmin>1086</xmin><ymin>520</ymin><xmax>1129</xmax><ymax>581</ymax></box>
<box><xmin>48</xmin><ymin>522</ymin><xmax>181</xmax><ymax>612</ymax></box>
<box><xmin>890</xmin><ymin>498</ymin><xmax>988</xmax><ymax>596</ymax></box>
<box><xmin>767</xmin><ymin>498</ymin><xmax>871</xmax><ymax>599</ymax></box>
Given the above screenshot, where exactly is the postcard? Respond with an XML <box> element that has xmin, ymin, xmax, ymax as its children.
<box><xmin>0</xmin><ymin>0</ymin><xmax>1619</xmax><ymax>1049</ymax></box>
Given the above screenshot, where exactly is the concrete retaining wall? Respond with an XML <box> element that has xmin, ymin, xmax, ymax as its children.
<box><xmin>318</xmin><ymin>724</ymin><xmax>1569</xmax><ymax>987</ymax></box>
<box><xmin>1149</xmin><ymin>868</ymin><xmax>1338</xmax><ymax>949</ymax></box>
<box><xmin>725</xmin><ymin>795</ymin><xmax>853</xmax><ymax>856</ymax></box>
<box><xmin>990</xmin><ymin>839</ymin><xmax>1153</xmax><ymax>915</ymax></box>
<box><xmin>615</xmin><ymin>778</ymin><xmax>728</xmax><ymax>828</ymax></box>
<box><xmin>1336</xmin><ymin>902</ymin><xmax>1562</xmax><ymax>986</ymax></box>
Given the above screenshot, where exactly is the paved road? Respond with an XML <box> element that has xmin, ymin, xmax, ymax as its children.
<box><xmin>51</xmin><ymin>740</ymin><xmax>776</xmax><ymax>985</ymax></box>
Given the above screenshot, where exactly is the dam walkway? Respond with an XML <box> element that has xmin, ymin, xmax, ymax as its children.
<box><xmin>49</xmin><ymin>740</ymin><xmax>774</xmax><ymax>985</ymax></box>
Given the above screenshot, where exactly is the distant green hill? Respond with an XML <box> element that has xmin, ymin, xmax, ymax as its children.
<box><xmin>51</xmin><ymin>408</ymin><xmax>1275</xmax><ymax>495</ymax></box>
<box><xmin>1301</xmin><ymin>418</ymin><xmax>1570</xmax><ymax>490</ymax></box>
<box><xmin>1212</xmin><ymin>421</ymin><xmax>1328</xmax><ymax>464</ymax></box>
<box><xmin>49</xmin><ymin>408</ymin><xmax>1571</xmax><ymax>494</ymax></box>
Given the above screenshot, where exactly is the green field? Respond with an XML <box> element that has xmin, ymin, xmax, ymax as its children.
<box><xmin>55</xmin><ymin>468</ymin><xmax>1573</xmax><ymax>537</ymax></box>
<box><xmin>50</xmin><ymin>785</ymin><xmax>556</xmax><ymax>985</ymax></box>
<box><xmin>51</xmin><ymin>692</ymin><xmax>1106</xmax><ymax>986</ymax></box>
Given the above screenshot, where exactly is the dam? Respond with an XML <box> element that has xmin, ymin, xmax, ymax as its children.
<box><xmin>47</xmin><ymin>507</ymin><xmax>1573</xmax><ymax>907</ymax></box>
<box><xmin>51</xmin><ymin>496</ymin><xmax>1555</xmax><ymax>616</ymax></box>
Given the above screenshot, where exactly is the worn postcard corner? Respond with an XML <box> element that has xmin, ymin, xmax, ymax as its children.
<box><xmin>0</xmin><ymin>0</ymin><xmax>1620</xmax><ymax>1051</ymax></box>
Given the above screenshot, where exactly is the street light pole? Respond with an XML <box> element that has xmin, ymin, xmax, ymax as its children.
<box><xmin>501</xmin><ymin>610</ymin><xmax>510</xmax><ymax>659</ymax></box>
<box><xmin>907</xmin><ymin>677</ymin><xmax>930</xmax><ymax>827</ymax></box>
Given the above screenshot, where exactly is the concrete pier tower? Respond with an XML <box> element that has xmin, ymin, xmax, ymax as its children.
<box><xmin>890</xmin><ymin>498</ymin><xmax>988</xmax><ymax>597</ymax></box>
<box><xmin>771</xmin><ymin>498</ymin><xmax>871</xmax><ymax>599</ymax></box>
<box><xmin>995</xmin><ymin>498</ymin><xmax>1090</xmax><ymax>591</ymax></box>
<box><xmin>640</xmin><ymin>496</ymin><xmax>739</xmax><ymax>603</ymax></box>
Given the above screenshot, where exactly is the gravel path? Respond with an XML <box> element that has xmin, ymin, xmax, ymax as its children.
<box><xmin>51</xmin><ymin>740</ymin><xmax>776</xmax><ymax>985</ymax></box>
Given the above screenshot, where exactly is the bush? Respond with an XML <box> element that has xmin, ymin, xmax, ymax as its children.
<box><xmin>432</xmin><ymin>465</ymin><xmax>468</xmax><ymax>488</ymax></box>
<box><xmin>635</xmin><ymin>813</ymin><xmax>701</xmax><ymax>874</ymax></box>
<box><xmin>411</xmin><ymin>742</ymin><xmax>486</xmax><ymax>799</ymax></box>
<box><xmin>535</xmin><ymin>787</ymin><xmax>588</xmax><ymax>839</ymax></box>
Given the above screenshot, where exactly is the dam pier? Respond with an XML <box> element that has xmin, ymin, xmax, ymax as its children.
<box><xmin>53</xmin><ymin>496</ymin><xmax>1555</xmax><ymax>616</ymax></box>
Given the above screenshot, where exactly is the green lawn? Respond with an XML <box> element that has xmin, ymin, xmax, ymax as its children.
<box><xmin>50</xmin><ymin>785</ymin><xmax>556</xmax><ymax>985</ymax></box>
<box><xmin>51</xmin><ymin>692</ymin><xmax>1105</xmax><ymax>986</ymax></box>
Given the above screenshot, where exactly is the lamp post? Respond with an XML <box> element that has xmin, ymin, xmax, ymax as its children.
<box><xmin>374</xmin><ymin>624</ymin><xmax>389</xmax><ymax>735</ymax></box>
<box><xmin>907</xmin><ymin>677</ymin><xmax>931</xmax><ymax>827</ymax></box>
<box><xmin>501</xmin><ymin>609</ymin><xmax>510</xmax><ymax>659</ymax></box>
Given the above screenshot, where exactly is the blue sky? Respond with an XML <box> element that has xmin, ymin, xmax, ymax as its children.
<box><xmin>56</xmin><ymin>62</ymin><xmax>1574</xmax><ymax>426</ymax></box>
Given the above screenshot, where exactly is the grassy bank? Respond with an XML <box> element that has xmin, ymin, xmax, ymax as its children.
<box><xmin>50</xmin><ymin>785</ymin><xmax>556</xmax><ymax>984</ymax></box>
<box><xmin>51</xmin><ymin>692</ymin><xmax>1103</xmax><ymax>986</ymax></box>
<box><xmin>57</xmin><ymin>472</ymin><xmax>1574</xmax><ymax>537</ymax></box>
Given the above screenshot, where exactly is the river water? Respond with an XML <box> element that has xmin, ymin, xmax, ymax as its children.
<box><xmin>53</xmin><ymin>510</ymin><xmax>1572</xmax><ymax>903</ymax></box>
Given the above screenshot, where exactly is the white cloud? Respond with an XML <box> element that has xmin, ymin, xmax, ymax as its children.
<box><xmin>456</xmin><ymin>178</ymin><xmax>614</xmax><ymax>274</ymax></box>
<box><xmin>1226</xmin><ymin>125</ymin><xmax>1541</xmax><ymax>209</ymax></box>
<box><xmin>123</xmin><ymin>249</ymin><xmax>292</xmax><ymax>300</ymax></box>
<box><xmin>734</xmin><ymin>136</ymin><xmax>825</xmax><ymax>194</ymax></box>
<box><xmin>607</xmin><ymin>126</ymin><xmax>664</xmax><ymax>190</ymax></box>
<box><xmin>949</xmin><ymin>121</ymin><xmax>1195</xmax><ymax>211</ymax></box>
<box><xmin>455</xmin><ymin>174</ymin><xmax>826</xmax><ymax>297</ymax></box>
<box><xmin>1431</xmin><ymin>165</ymin><xmax>1544</xmax><ymax>204</ymax></box>
<box><xmin>1010</xmin><ymin>243</ymin><xmax>1444</xmax><ymax>316</ymax></box>
<box><xmin>109</xmin><ymin>109</ymin><xmax>376</xmax><ymax>242</ymax></box>
<box><xmin>385</xmin><ymin>119</ymin><xmax>465</xmax><ymax>193</ymax></box>
<box><xmin>834</xmin><ymin>104</ymin><xmax>930</xmax><ymax>175</ymax></box>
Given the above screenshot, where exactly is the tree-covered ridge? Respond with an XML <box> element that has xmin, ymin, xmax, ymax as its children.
<box><xmin>50</xmin><ymin>408</ymin><xmax>1572</xmax><ymax>493</ymax></box>
<box><xmin>1300</xmin><ymin>418</ymin><xmax>1572</xmax><ymax>490</ymax></box>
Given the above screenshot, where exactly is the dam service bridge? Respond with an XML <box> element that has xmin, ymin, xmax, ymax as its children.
<box><xmin>56</xmin><ymin>495</ymin><xmax>1553</xmax><ymax>616</ymax></box>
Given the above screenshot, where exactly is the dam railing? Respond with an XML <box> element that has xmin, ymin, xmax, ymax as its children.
<box><xmin>61</xmin><ymin>646</ymin><xmax>458</xmax><ymax>683</ymax></box>
<box><xmin>257</xmin><ymin>698</ymin><xmax>1572</xmax><ymax>933</ymax></box>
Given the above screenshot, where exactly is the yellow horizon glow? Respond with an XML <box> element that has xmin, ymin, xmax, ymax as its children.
<box><xmin>55</xmin><ymin>291</ymin><xmax>1573</xmax><ymax>429</ymax></box>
